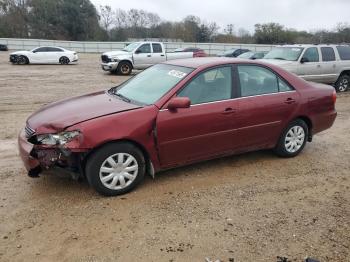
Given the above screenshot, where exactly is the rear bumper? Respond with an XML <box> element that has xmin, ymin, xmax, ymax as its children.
<box><xmin>101</xmin><ymin>62</ymin><xmax>119</xmax><ymax>72</ymax></box>
<box><xmin>312</xmin><ymin>110</ymin><xmax>337</xmax><ymax>135</ymax></box>
<box><xmin>18</xmin><ymin>129</ymin><xmax>40</xmax><ymax>172</ymax></box>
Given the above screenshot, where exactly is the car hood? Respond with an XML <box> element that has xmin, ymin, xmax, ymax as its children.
<box><xmin>10</xmin><ymin>50</ymin><xmax>32</xmax><ymax>55</ymax></box>
<box><xmin>260</xmin><ymin>59</ymin><xmax>296</xmax><ymax>66</ymax></box>
<box><xmin>27</xmin><ymin>91</ymin><xmax>141</xmax><ymax>134</ymax></box>
<box><xmin>103</xmin><ymin>50</ymin><xmax>129</xmax><ymax>57</ymax></box>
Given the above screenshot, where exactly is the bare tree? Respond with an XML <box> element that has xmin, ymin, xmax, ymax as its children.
<box><xmin>99</xmin><ymin>5</ymin><xmax>115</xmax><ymax>33</ymax></box>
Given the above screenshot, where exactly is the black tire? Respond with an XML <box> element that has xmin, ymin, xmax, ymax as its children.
<box><xmin>59</xmin><ymin>56</ymin><xmax>70</xmax><ymax>65</ymax></box>
<box><xmin>274</xmin><ymin>119</ymin><xmax>308</xmax><ymax>158</ymax></box>
<box><xmin>85</xmin><ymin>142</ymin><xmax>145</xmax><ymax>196</ymax></box>
<box><xmin>17</xmin><ymin>55</ymin><xmax>29</xmax><ymax>65</ymax></box>
<box><xmin>117</xmin><ymin>61</ymin><xmax>132</xmax><ymax>75</ymax></box>
<box><xmin>335</xmin><ymin>74</ymin><xmax>350</xmax><ymax>92</ymax></box>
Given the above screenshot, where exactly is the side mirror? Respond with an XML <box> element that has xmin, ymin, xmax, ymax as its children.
<box><xmin>300</xmin><ymin>57</ymin><xmax>309</xmax><ymax>63</ymax></box>
<box><xmin>167</xmin><ymin>97</ymin><xmax>191</xmax><ymax>110</ymax></box>
<box><xmin>135</xmin><ymin>50</ymin><xmax>141</xmax><ymax>54</ymax></box>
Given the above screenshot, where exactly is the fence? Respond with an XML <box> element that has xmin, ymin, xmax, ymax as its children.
<box><xmin>0</xmin><ymin>38</ymin><xmax>275</xmax><ymax>55</ymax></box>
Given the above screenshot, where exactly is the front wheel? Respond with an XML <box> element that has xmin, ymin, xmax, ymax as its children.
<box><xmin>335</xmin><ymin>74</ymin><xmax>349</xmax><ymax>92</ymax></box>
<box><xmin>117</xmin><ymin>61</ymin><xmax>132</xmax><ymax>75</ymax></box>
<box><xmin>86</xmin><ymin>142</ymin><xmax>145</xmax><ymax>196</ymax></box>
<box><xmin>274</xmin><ymin>119</ymin><xmax>308</xmax><ymax>158</ymax></box>
<box><xmin>17</xmin><ymin>55</ymin><xmax>28</xmax><ymax>65</ymax></box>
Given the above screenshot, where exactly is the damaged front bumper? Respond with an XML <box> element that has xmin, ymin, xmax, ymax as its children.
<box><xmin>18</xmin><ymin>128</ymin><xmax>87</xmax><ymax>179</ymax></box>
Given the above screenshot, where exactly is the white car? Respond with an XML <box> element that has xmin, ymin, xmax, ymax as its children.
<box><xmin>9</xmin><ymin>46</ymin><xmax>78</xmax><ymax>65</ymax></box>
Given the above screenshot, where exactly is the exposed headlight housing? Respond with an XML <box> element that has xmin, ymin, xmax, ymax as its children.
<box><xmin>36</xmin><ymin>131</ymin><xmax>80</xmax><ymax>145</ymax></box>
<box><xmin>113</xmin><ymin>58</ymin><xmax>120</xmax><ymax>62</ymax></box>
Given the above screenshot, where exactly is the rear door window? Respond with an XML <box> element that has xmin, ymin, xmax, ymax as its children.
<box><xmin>152</xmin><ymin>43</ymin><xmax>162</xmax><ymax>53</ymax></box>
<box><xmin>321</xmin><ymin>47</ymin><xmax>336</xmax><ymax>61</ymax></box>
<box><xmin>237</xmin><ymin>65</ymin><xmax>294</xmax><ymax>96</ymax></box>
<box><xmin>336</xmin><ymin>46</ymin><xmax>350</xmax><ymax>60</ymax></box>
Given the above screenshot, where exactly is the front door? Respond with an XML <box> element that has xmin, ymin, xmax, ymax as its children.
<box><xmin>133</xmin><ymin>43</ymin><xmax>152</xmax><ymax>69</ymax></box>
<box><xmin>298</xmin><ymin>47</ymin><xmax>322</xmax><ymax>82</ymax></box>
<box><xmin>156</xmin><ymin>66</ymin><xmax>239</xmax><ymax>168</ymax></box>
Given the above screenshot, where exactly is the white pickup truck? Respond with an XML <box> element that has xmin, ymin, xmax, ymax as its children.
<box><xmin>101</xmin><ymin>42</ymin><xmax>194</xmax><ymax>75</ymax></box>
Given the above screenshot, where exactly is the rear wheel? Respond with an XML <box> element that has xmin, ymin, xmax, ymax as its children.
<box><xmin>59</xmin><ymin>56</ymin><xmax>70</xmax><ymax>65</ymax></box>
<box><xmin>117</xmin><ymin>61</ymin><xmax>132</xmax><ymax>75</ymax></box>
<box><xmin>274</xmin><ymin>119</ymin><xmax>308</xmax><ymax>157</ymax></box>
<box><xmin>335</xmin><ymin>74</ymin><xmax>350</xmax><ymax>92</ymax></box>
<box><xmin>17</xmin><ymin>55</ymin><xmax>28</xmax><ymax>65</ymax></box>
<box><xmin>86</xmin><ymin>142</ymin><xmax>145</xmax><ymax>196</ymax></box>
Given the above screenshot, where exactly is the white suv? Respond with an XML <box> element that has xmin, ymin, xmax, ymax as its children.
<box><xmin>262</xmin><ymin>45</ymin><xmax>350</xmax><ymax>92</ymax></box>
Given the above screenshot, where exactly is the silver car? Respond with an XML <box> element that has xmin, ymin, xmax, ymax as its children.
<box><xmin>262</xmin><ymin>45</ymin><xmax>350</xmax><ymax>92</ymax></box>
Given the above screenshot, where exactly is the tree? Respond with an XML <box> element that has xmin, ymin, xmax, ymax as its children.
<box><xmin>99</xmin><ymin>5</ymin><xmax>115</xmax><ymax>35</ymax></box>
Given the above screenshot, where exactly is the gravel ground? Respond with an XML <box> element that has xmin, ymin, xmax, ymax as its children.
<box><xmin>0</xmin><ymin>52</ymin><xmax>349</xmax><ymax>262</ymax></box>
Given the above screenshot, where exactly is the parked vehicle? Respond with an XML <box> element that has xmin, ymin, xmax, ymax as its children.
<box><xmin>19</xmin><ymin>57</ymin><xmax>337</xmax><ymax>196</ymax></box>
<box><xmin>9</xmin><ymin>46</ymin><xmax>78</xmax><ymax>65</ymax></box>
<box><xmin>101</xmin><ymin>42</ymin><xmax>194</xmax><ymax>75</ymax></box>
<box><xmin>217</xmin><ymin>48</ymin><xmax>250</xmax><ymax>57</ymax></box>
<box><xmin>238</xmin><ymin>51</ymin><xmax>268</xmax><ymax>60</ymax></box>
<box><xmin>262</xmin><ymin>45</ymin><xmax>350</xmax><ymax>92</ymax></box>
<box><xmin>174</xmin><ymin>47</ymin><xmax>207</xmax><ymax>57</ymax></box>
<box><xmin>0</xmin><ymin>44</ymin><xmax>8</xmax><ymax>51</ymax></box>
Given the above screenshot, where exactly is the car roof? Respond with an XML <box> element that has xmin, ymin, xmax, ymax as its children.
<box><xmin>163</xmin><ymin>57</ymin><xmax>264</xmax><ymax>69</ymax></box>
<box><xmin>276</xmin><ymin>44</ymin><xmax>350</xmax><ymax>48</ymax></box>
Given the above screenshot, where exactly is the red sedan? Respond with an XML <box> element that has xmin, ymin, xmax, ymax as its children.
<box><xmin>174</xmin><ymin>47</ymin><xmax>207</xmax><ymax>57</ymax></box>
<box><xmin>18</xmin><ymin>58</ymin><xmax>337</xmax><ymax>196</ymax></box>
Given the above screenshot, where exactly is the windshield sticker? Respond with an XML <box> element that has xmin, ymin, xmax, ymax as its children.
<box><xmin>168</xmin><ymin>70</ymin><xmax>187</xmax><ymax>79</ymax></box>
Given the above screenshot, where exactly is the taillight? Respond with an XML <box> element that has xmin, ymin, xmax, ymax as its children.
<box><xmin>332</xmin><ymin>90</ymin><xmax>337</xmax><ymax>104</ymax></box>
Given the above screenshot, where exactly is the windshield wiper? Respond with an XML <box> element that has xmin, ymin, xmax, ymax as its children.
<box><xmin>114</xmin><ymin>92</ymin><xmax>131</xmax><ymax>103</ymax></box>
<box><xmin>273</xmin><ymin>57</ymin><xmax>287</xmax><ymax>60</ymax></box>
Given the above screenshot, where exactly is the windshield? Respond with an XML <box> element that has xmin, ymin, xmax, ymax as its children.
<box><xmin>238</xmin><ymin>52</ymin><xmax>253</xmax><ymax>59</ymax></box>
<box><xmin>122</xmin><ymin>42</ymin><xmax>140</xmax><ymax>52</ymax></box>
<box><xmin>264</xmin><ymin>47</ymin><xmax>304</xmax><ymax>61</ymax></box>
<box><xmin>113</xmin><ymin>64</ymin><xmax>194</xmax><ymax>105</ymax></box>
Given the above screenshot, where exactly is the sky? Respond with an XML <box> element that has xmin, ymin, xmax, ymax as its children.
<box><xmin>90</xmin><ymin>0</ymin><xmax>350</xmax><ymax>33</ymax></box>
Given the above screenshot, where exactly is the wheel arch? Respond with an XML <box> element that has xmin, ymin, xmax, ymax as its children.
<box><xmin>294</xmin><ymin>116</ymin><xmax>313</xmax><ymax>141</ymax></box>
<box><xmin>20</xmin><ymin>55</ymin><xmax>30</xmax><ymax>64</ymax></box>
<box><xmin>119</xmin><ymin>60</ymin><xmax>133</xmax><ymax>69</ymax></box>
<box><xmin>339</xmin><ymin>70</ymin><xmax>350</xmax><ymax>77</ymax></box>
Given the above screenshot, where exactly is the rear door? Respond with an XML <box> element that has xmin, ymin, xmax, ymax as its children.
<box><xmin>132</xmin><ymin>43</ymin><xmax>152</xmax><ymax>69</ymax></box>
<box><xmin>150</xmin><ymin>43</ymin><xmax>166</xmax><ymax>64</ymax></box>
<box><xmin>298</xmin><ymin>47</ymin><xmax>323</xmax><ymax>82</ymax></box>
<box><xmin>320</xmin><ymin>47</ymin><xmax>338</xmax><ymax>84</ymax></box>
<box><xmin>156</xmin><ymin>66</ymin><xmax>240</xmax><ymax>168</ymax></box>
<box><xmin>235</xmin><ymin>64</ymin><xmax>300</xmax><ymax>150</ymax></box>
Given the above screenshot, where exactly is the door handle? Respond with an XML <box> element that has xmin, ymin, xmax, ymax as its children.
<box><xmin>284</xmin><ymin>98</ymin><xmax>296</xmax><ymax>104</ymax></box>
<box><xmin>160</xmin><ymin>54</ymin><xmax>165</xmax><ymax>57</ymax></box>
<box><xmin>317</xmin><ymin>64</ymin><xmax>321</xmax><ymax>68</ymax></box>
<box><xmin>222</xmin><ymin>107</ymin><xmax>237</xmax><ymax>115</ymax></box>
<box><xmin>147</xmin><ymin>55</ymin><xmax>151</xmax><ymax>57</ymax></box>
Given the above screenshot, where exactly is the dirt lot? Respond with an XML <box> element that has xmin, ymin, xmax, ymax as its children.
<box><xmin>0</xmin><ymin>52</ymin><xmax>349</xmax><ymax>262</ymax></box>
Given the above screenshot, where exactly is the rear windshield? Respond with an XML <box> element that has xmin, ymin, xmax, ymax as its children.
<box><xmin>336</xmin><ymin>46</ymin><xmax>350</xmax><ymax>60</ymax></box>
<box><xmin>113</xmin><ymin>64</ymin><xmax>194</xmax><ymax>105</ymax></box>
